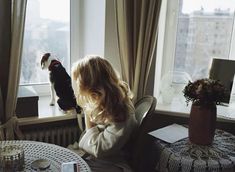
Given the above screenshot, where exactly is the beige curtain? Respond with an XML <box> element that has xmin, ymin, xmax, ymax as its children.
<box><xmin>0</xmin><ymin>0</ymin><xmax>27</xmax><ymax>140</ymax></box>
<box><xmin>0</xmin><ymin>86</ymin><xmax>4</xmax><ymax>140</ymax></box>
<box><xmin>115</xmin><ymin>0</ymin><xmax>162</xmax><ymax>102</ymax></box>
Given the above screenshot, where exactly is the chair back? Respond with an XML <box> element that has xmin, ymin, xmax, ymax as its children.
<box><xmin>129</xmin><ymin>95</ymin><xmax>157</xmax><ymax>171</ymax></box>
<box><xmin>134</xmin><ymin>95</ymin><xmax>157</xmax><ymax>127</ymax></box>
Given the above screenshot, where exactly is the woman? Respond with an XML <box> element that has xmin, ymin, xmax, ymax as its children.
<box><xmin>72</xmin><ymin>55</ymin><xmax>137</xmax><ymax>172</ymax></box>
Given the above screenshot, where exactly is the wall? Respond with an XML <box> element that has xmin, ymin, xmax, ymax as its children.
<box><xmin>82</xmin><ymin>0</ymin><xmax>105</xmax><ymax>57</ymax></box>
<box><xmin>71</xmin><ymin>0</ymin><xmax>106</xmax><ymax>64</ymax></box>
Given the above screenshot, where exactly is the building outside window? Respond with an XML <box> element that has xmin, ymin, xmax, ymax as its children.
<box><xmin>174</xmin><ymin>0</ymin><xmax>235</xmax><ymax>81</ymax></box>
<box><xmin>155</xmin><ymin>0</ymin><xmax>235</xmax><ymax>104</ymax></box>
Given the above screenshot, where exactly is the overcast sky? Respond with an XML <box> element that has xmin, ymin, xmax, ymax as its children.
<box><xmin>39</xmin><ymin>0</ymin><xmax>69</xmax><ymax>22</ymax></box>
<box><xmin>38</xmin><ymin>0</ymin><xmax>235</xmax><ymax>20</ymax></box>
<box><xmin>183</xmin><ymin>0</ymin><xmax>235</xmax><ymax>13</ymax></box>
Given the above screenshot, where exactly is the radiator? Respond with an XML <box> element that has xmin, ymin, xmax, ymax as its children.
<box><xmin>23</xmin><ymin>125</ymin><xmax>81</xmax><ymax>147</ymax></box>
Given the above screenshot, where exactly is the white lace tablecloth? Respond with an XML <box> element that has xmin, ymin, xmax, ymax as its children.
<box><xmin>154</xmin><ymin>130</ymin><xmax>235</xmax><ymax>172</ymax></box>
<box><xmin>0</xmin><ymin>140</ymin><xmax>91</xmax><ymax>172</ymax></box>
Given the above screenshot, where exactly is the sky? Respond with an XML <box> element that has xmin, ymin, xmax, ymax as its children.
<box><xmin>182</xmin><ymin>0</ymin><xmax>235</xmax><ymax>13</ymax></box>
<box><xmin>39</xmin><ymin>0</ymin><xmax>69</xmax><ymax>22</ymax></box>
<box><xmin>37</xmin><ymin>0</ymin><xmax>235</xmax><ymax>20</ymax></box>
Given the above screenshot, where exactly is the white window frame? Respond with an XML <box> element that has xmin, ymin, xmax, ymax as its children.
<box><xmin>160</xmin><ymin>0</ymin><xmax>179</xmax><ymax>77</ymax></box>
<box><xmin>229</xmin><ymin>16</ymin><xmax>235</xmax><ymax>59</ymax></box>
<box><xmin>154</xmin><ymin>0</ymin><xmax>180</xmax><ymax>97</ymax></box>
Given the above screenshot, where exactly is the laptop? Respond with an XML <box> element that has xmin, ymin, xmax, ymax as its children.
<box><xmin>209</xmin><ymin>58</ymin><xmax>235</xmax><ymax>105</ymax></box>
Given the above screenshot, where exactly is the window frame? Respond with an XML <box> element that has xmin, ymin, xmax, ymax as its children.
<box><xmin>154</xmin><ymin>0</ymin><xmax>180</xmax><ymax>97</ymax></box>
<box><xmin>160</xmin><ymin>0</ymin><xmax>179</xmax><ymax>79</ymax></box>
<box><xmin>229</xmin><ymin>16</ymin><xmax>235</xmax><ymax>59</ymax></box>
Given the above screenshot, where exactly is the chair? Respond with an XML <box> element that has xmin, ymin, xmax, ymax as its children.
<box><xmin>129</xmin><ymin>95</ymin><xmax>157</xmax><ymax>172</ymax></box>
<box><xmin>134</xmin><ymin>95</ymin><xmax>157</xmax><ymax>126</ymax></box>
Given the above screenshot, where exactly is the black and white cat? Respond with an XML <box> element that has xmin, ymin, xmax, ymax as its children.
<box><xmin>41</xmin><ymin>53</ymin><xmax>81</xmax><ymax>115</ymax></box>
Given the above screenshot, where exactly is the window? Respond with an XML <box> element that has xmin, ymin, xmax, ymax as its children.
<box><xmin>20</xmin><ymin>0</ymin><xmax>70</xmax><ymax>87</ymax></box>
<box><xmin>18</xmin><ymin>0</ymin><xmax>105</xmax><ymax>119</ymax></box>
<box><xmin>19</xmin><ymin>0</ymin><xmax>105</xmax><ymax>96</ymax></box>
<box><xmin>155</xmin><ymin>0</ymin><xmax>235</xmax><ymax>104</ymax></box>
<box><xmin>174</xmin><ymin>0</ymin><xmax>235</xmax><ymax>80</ymax></box>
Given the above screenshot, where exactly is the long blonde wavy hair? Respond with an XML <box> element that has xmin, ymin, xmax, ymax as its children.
<box><xmin>72</xmin><ymin>55</ymin><xmax>133</xmax><ymax>123</ymax></box>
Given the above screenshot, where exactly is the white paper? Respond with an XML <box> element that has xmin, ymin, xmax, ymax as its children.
<box><xmin>148</xmin><ymin>124</ymin><xmax>188</xmax><ymax>143</ymax></box>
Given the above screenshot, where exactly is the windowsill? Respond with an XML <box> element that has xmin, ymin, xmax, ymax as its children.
<box><xmin>18</xmin><ymin>96</ymin><xmax>77</xmax><ymax>126</ymax></box>
<box><xmin>156</xmin><ymin>97</ymin><xmax>235</xmax><ymax>123</ymax></box>
<box><xmin>38</xmin><ymin>96</ymin><xmax>65</xmax><ymax>118</ymax></box>
<box><xmin>19</xmin><ymin>95</ymin><xmax>235</xmax><ymax>126</ymax></box>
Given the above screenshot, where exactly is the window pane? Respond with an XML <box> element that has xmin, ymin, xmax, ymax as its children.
<box><xmin>174</xmin><ymin>0</ymin><xmax>235</xmax><ymax>80</ymax></box>
<box><xmin>20</xmin><ymin>0</ymin><xmax>70</xmax><ymax>85</ymax></box>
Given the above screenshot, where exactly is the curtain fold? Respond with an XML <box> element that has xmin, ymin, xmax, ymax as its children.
<box><xmin>0</xmin><ymin>86</ymin><xmax>4</xmax><ymax>140</ymax></box>
<box><xmin>115</xmin><ymin>0</ymin><xmax>133</xmax><ymax>87</ymax></box>
<box><xmin>0</xmin><ymin>0</ymin><xmax>27</xmax><ymax>140</ymax></box>
<box><xmin>115</xmin><ymin>0</ymin><xmax>162</xmax><ymax>102</ymax></box>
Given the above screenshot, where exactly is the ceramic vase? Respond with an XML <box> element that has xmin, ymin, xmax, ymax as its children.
<box><xmin>189</xmin><ymin>103</ymin><xmax>216</xmax><ymax>145</ymax></box>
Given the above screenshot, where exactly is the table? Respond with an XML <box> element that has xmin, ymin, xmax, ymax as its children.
<box><xmin>153</xmin><ymin>130</ymin><xmax>235</xmax><ymax>172</ymax></box>
<box><xmin>0</xmin><ymin>140</ymin><xmax>91</xmax><ymax>172</ymax></box>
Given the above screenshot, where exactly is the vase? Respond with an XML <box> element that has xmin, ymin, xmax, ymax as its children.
<box><xmin>189</xmin><ymin>103</ymin><xmax>216</xmax><ymax>145</ymax></box>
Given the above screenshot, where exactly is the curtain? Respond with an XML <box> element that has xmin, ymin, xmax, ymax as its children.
<box><xmin>115</xmin><ymin>0</ymin><xmax>162</xmax><ymax>102</ymax></box>
<box><xmin>0</xmin><ymin>86</ymin><xmax>4</xmax><ymax>140</ymax></box>
<box><xmin>0</xmin><ymin>0</ymin><xmax>27</xmax><ymax>140</ymax></box>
